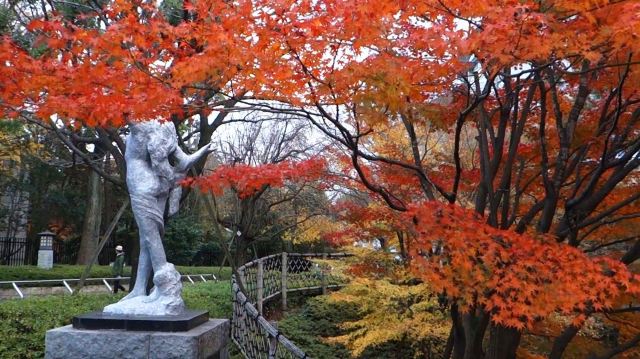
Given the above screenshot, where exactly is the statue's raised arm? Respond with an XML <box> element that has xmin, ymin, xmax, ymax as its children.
<box><xmin>104</xmin><ymin>120</ymin><xmax>212</xmax><ymax>316</ymax></box>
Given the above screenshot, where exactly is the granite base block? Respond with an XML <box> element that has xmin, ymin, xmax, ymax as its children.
<box><xmin>45</xmin><ymin>319</ymin><xmax>229</xmax><ymax>359</ymax></box>
<box><xmin>72</xmin><ymin>309</ymin><xmax>209</xmax><ymax>331</ymax></box>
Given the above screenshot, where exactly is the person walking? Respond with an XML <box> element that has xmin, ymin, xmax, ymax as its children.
<box><xmin>112</xmin><ymin>245</ymin><xmax>127</xmax><ymax>294</ymax></box>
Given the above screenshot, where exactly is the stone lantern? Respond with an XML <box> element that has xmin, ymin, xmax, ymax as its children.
<box><xmin>37</xmin><ymin>230</ymin><xmax>55</xmax><ymax>269</ymax></box>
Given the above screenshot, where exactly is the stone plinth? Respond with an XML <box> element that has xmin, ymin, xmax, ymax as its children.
<box><xmin>37</xmin><ymin>249</ymin><xmax>53</xmax><ymax>269</ymax></box>
<box><xmin>72</xmin><ymin>309</ymin><xmax>209</xmax><ymax>332</ymax></box>
<box><xmin>45</xmin><ymin>319</ymin><xmax>229</xmax><ymax>359</ymax></box>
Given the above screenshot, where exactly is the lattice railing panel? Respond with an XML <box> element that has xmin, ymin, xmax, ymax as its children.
<box><xmin>231</xmin><ymin>252</ymin><xmax>350</xmax><ymax>359</ymax></box>
<box><xmin>273</xmin><ymin>337</ymin><xmax>302</xmax><ymax>359</ymax></box>
<box><xmin>232</xmin><ymin>281</ymin><xmax>271</xmax><ymax>359</ymax></box>
<box><xmin>263</xmin><ymin>255</ymin><xmax>282</xmax><ymax>300</ymax></box>
<box><xmin>241</xmin><ymin>264</ymin><xmax>258</xmax><ymax>303</ymax></box>
<box><xmin>286</xmin><ymin>255</ymin><xmax>321</xmax><ymax>290</ymax></box>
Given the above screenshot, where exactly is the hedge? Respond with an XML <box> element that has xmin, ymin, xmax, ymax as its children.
<box><xmin>0</xmin><ymin>281</ymin><xmax>232</xmax><ymax>359</ymax></box>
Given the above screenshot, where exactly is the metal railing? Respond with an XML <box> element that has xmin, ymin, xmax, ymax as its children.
<box><xmin>0</xmin><ymin>236</ymin><xmax>122</xmax><ymax>266</ymax></box>
<box><xmin>0</xmin><ymin>273</ymin><xmax>218</xmax><ymax>299</ymax></box>
<box><xmin>232</xmin><ymin>252</ymin><xmax>350</xmax><ymax>359</ymax></box>
<box><xmin>0</xmin><ymin>237</ymin><xmax>33</xmax><ymax>266</ymax></box>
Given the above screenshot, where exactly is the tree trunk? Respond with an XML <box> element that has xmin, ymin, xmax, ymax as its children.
<box><xmin>451</xmin><ymin>305</ymin><xmax>489</xmax><ymax>359</ymax></box>
<box><xmin>450</xmin><ymin>305</ymin><xmax>467</xmax><ymax>359</ymax></box>
<box><xmin>485</xmin><ymin>324</ymin><xmax>521</xmax><ymax>359</ymax></box>
<box><xmin>462</xmin><ymin>310</ymin><xmax>489</xmax><ymax>359</ymax></box>
<box><xmin>127</xmin><ymin>221</ymin><xmax>139</xmax><ymax>292</ymax></box>
<box><xmin>443</xmin><ymin>327</ymin><xmax>455</xmax><ymax>359</ymax></box>
<box><xmin>74</xmin><ymin>199</ymin><xmax>129</xmax><ymax>293</ymax></box>
<box><xmin>549</xmin><ymin>324</ymin><xmax>581</xmax><ymax>359</ymax></box>
<box><xmin>396</xmin><ymin>231</ymin><xmax>408</xmax><ymax>260</ymax></box>
<box><xmin>449</xmin><ymin>305</ymin><xmax>493</xmax><ymax>359</ymax></box>
<box><xmin>76</xmin><ymin>170</ymin><xmax>103</xmax><ymax>265</ymax></box>
<box><xmin>235</xmin><ymin>237</ymin><xmax>249</xmax><ymax>266</ymax></box>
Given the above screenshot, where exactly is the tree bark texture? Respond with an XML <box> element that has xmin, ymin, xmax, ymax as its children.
<box><xmin>76</xmin><ymin>169</ymin><xmax>103</xmax><ymax>265</ymax></box>
<box><xmin>486</xmin><ymin>324</ymin><xmax>521</xmax><ymax>359</ymax></box>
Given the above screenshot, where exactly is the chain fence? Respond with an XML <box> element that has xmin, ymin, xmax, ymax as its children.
<box><xmin>231</xmin><ymin>252</ymin><xmax>351</xmax><ymax>359</ymax></box>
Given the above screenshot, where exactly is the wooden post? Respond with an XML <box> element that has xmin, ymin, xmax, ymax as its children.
<box><xmin>239</xmin><ymin>271</ymin><xmax>246</xmax><ymax>295</ymax></box>
<box><xmin>321</xmin><ymin>253</ymin><xmax>327</xmax><ymax>295</ymax></box>
<box><xmin>257</xmin><ymin>258</ymin><xmax>264</xmax><ymax>315</ymax></box>
<box><xmin>281</xmin><ymin>252</ymin><xmax>288</xmax><ymax>311</ymax></box>
<box><xmin>75</xmin><ymin>199</ymin><xmax>129</xmax><ymax>294</ymax></box>
<box><xmin>268</xmin><ymin>321</ymin><xmax>278</xmax><ymax>359</ymax></box>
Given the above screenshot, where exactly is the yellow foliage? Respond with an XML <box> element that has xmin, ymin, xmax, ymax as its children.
<box><xmin>283</xmin><ymin>215</ymin><xmax>346</xmax><ymax>245</ymax></box>
<box><xmin>0</xmin><ymin>120</ymin><xmax>40</xmax><ymax>166</ymax></box>
<box><xmin>323</xmin><ymin>250</ymin><xmax>450</xmax><ymax>358</ymax></box>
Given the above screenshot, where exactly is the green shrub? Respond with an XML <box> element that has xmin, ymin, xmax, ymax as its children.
<box><xmin>182</xmin><ymin>281</ymin><xmax>232</xmax><ymax>318</ymax></box>
<box><xmin>177</xmin><ymin>266</ymin><xmax>231</xmax><ymax>280</ymax></box>
<box><xmin>0</xmin><ymin>294</ymin><xmax>115</xmax><ymax>358</ymax></box>
<box><xmin>164</xmin><ymin>213</ymin><xmax>226</xmax><ymax>266</ymax></box>
<box><xmin>164</xmin><ymin>214</ymin><xmax>204</xmax><ymax>265</ymax></box>
<box><xmin>0</xmin><ymin>281</ymin><xmax>231</xmax><ymax>358</ymax></box>
<box><xmin>0</xmin><ymin>265</ymin><xmax>126</xmax><ymax>283</ymax></box>
<box><xmin>277</xmin><ymin>295</ymin><xmax>357</xmax><ymax>358</ymax></box>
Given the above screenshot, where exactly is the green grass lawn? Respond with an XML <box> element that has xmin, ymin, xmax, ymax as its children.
<box><xmin>0</xmin><ymin>265</ymin><xmax>231</xmax><ymax>282</ymax></box>
<box><xmin>0</xmin><ymin>281</ymin><xmax>232</xmax><ymax>359</ymax></box>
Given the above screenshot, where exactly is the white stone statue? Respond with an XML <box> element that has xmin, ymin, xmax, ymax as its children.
<box><xmin>104</xmin><ymin>120</ymin><xmax>213</xmax><ymax>316</ymax></box>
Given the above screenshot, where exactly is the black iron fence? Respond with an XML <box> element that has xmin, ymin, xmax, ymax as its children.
<box><xmin>96</xmin><ymin>238</ymin><xmax>117</xmax><ymax>265</ymax></box>
<box><xmin>53</xmin><ymin>239</ymin><xmax>80</xmax><ymax>265</ymax></box>
<box><xmin>0</xmin><ymin>237</ymin><xmax>35</xmax><ymax>266</ymax></box>
<box><xmin>1</xmin><ymin>235</ymin><xmax>221</xmax><ymax>267</ymax></box>
<box><xmin>0</xmin><ymin>236</ymin><xmax>84</xmax><ymax>266</ymax></box>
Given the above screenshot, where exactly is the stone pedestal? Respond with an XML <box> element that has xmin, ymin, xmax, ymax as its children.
<box><xmin>37</xmin><ymin>249</ymin><xmax>53</xmax><ymax>269</ymax></box>
<box><xmin>72</xmin><ymin>309</ymin><xmax>209</xmax><ymax>331</ymax></box>
<box><xmin>45</xmin><ymin>319</ymin><xmax>229</xmax><ymax>359</ymax></box>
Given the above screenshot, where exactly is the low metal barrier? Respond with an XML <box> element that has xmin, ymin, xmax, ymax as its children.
<box><xmin>0</xmin><ymin>273</ymin><xmax>218</xmax><ymax>299</ymax></box>
<box><xmin>232</xmin><ymin>252</ymin><xmax>350</xmax><ymax>359</ymax></box>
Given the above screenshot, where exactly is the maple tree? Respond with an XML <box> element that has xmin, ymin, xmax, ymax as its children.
<box><xmin>0</xmin><ymin>0</ymin><xmax>258</xmax><ymax>282</ymax></box>
<box><xmin>2</xmin><ymin>0</ymin><xmax>640</xmax><ymax>358</ymax></box>
<box><xmin>186</xmin><ymin>120</ymin><xmax>329</xmax><ymax>264</ymax></box>
<box><xmin>188</xmin><ymin>156</ymin><xmax>326</xmax><ymax>199</ymax></box>
<box><xmin>266</xmin><ymin>1</ymin><xmax>640</xmax><ymax>357</ymax></box>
